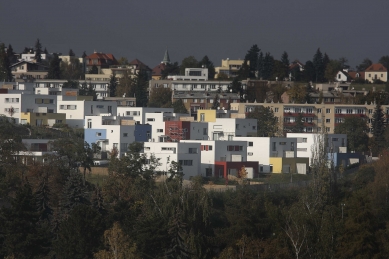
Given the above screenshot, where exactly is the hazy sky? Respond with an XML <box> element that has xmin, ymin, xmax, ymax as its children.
<box><xmin>1</xmin><ymin>0</ymin><xmax>389</xmax><ymax>69</ymax></box>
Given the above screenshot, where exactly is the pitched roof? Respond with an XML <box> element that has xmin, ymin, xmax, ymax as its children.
<box><xmin>85</xmin><ymin>52</ymin><xmax>118</xmax><ymax>66</ymax></box>
<box><xmin>162</xmin><ymin>49</ymin><xmax>170</xmax><ymax>64</ymax></box>
<box><xmin>129</xmin><ymin>59</ymin><xmax>151</xmax><ymax>70</ymax></box>
<box><xmin>152</xmin><ymin>63</ymin><xmax>167</xmax><ymax>76</ymax></box>
<box><xmin>365</xmin><ymin>63</ymin><xmax>387</xmax><ymax>72</ymax></box>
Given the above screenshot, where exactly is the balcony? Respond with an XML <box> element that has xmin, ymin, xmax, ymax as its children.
<box><xmin>283</xmin><ymin>112</ymin><xmax>315</xmax><ymax>117</ymax></box>
<box><xmin>334</xmin><ymin>113</ymin><xmax>366</xmax><ymax>118</ymax></box>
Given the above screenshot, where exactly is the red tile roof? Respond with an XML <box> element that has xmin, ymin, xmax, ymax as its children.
<box><xmin>152</xmin><ymin>63</ymin><xmax>167</xmax><ymax>76</ymax></box>
<box><xmin>129</xmin><ymin>59</ymin><xmax>150</xmax><ymax>70</ymax></box>
<box><xmin>85</xmin><ymin>52</ymin><xmax>118</xmax><ymax>66</ymax></box>
<box><xmin>366</xmin><ymin>63</ymin><xmax>387</xmax><ymax>72</ymax></box>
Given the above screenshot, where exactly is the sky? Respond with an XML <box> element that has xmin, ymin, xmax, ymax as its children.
<box><xmin>1</xmin><ymin>0</ymin><xmax>389</xmax><ymax>69</ymax></box>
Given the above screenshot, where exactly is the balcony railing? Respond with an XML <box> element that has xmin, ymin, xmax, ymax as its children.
<box><xmin>283</xmin><ymin>112</ymin><xmax>316</xmax><ymax>117</ymax></box>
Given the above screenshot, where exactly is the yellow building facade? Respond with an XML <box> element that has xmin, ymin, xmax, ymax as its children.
<box><xmin>21</xmin><ymin>112</ymin><xmax>66</xmax><ymax>127</ymax></box>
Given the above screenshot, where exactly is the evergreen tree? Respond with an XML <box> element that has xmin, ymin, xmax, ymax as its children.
<box><xmin>35</xmin><ymin>175</ymin><xmax>53</xmax><ymax>222</ymax></box>
<box><xmin>180</xmin><ymin>56</ymin><xmax>199</xmax><ymax>75</ymax></box>
<box><xmin>313</xmin><ymin>48</ymin><xmax>325</xmax><ymax>82</ymax></box>
<box><xmin>262</xmin><ymin>52</ymin><xmax>274</xmax><ymax>80</ymax></box>
<box><xmin>0</xmin><ymin>43</ymin><xmax>12</xmax><ymax>81</ymax></box>
<box><xmin>371</xmin><ymin>102</ymin><xmax>386</xmax><ymax>154</ymax></box>
<box><xmin>47</xmin><ymin>53</ymin><xmax>61</xmax><ymax>79</ymax></box>
<box><xmin>68</xmin><ymin>49</ymin><xmax>75</xmax><ymax>56</ymax></box>
<box><xmin>62</xmin><ymin>170</ymin><xmax>89</xmax><ymax>215</ymax></box>
<box><xmin>161</xmin><ymin>62</ymin><xmax>180</xmax><ymax>79</ymax></box>
<box><xmin>172</xmin><ymin>99</ymin><xmax>188</xmax><ymax>113</ymax></box>
<box><xmin>43</xmin><ymin>47</ymin><xmax>48</xmax><ymax>54</ymax></box>
<box><xmin>109</xmin><ymin>73</ymin><xmax>117</xmax><ymax>97</ymax></box>
<box><xmin>34</xmin><ymin>38</ymin><xmax>43</xmax><ymax>63</ymax></box>
<box><xmin>133</xmin><ymin>70</ymin><xmax>149</xmax><ymax>107</ymax></box>
<box><xmin>0</xmin><ymin>183</ymin><xmax>48</xmax><ymax>258</ymax></box>
<box><xmin>211</xmin><ymin>94</ymin><xmax>220</xmax><ymax>109</ymax></box>
<box><xmin>82</xmin><ymin>51</ymin><xmax>87</xmax><ymax>58</ymax></box>
<box><xmin>244</xmin><ymin>44</ymin><xmax>260</xmax><ymax>78</ymax></box>
<box><xmin>6</xmin><ymin>44</ymin><xmax>15</xmax><ymax>64</ymax></box>
<box><xmin>247</xmin><ymin>106</ymin><xmax>279</xmax><ymax>137</ymax></box>
<box><xmin>257</xmin><ymin>51</ymin><xmax>264</xmax><ymax>79</ymax></box>
<box><xmin>304</xmin><ymin>60</ymin><xmax>316</xmax><ymax>82</ymax></box>
<box><xmin>198</xmin><ymin>55</ymin><xmax>215</xmax><ymax>79</ymax></box>
<box><xmin>281</xmin><ymin>51</ymin><xmax>290</xmax><ymax>80</ymax></box>
<box><xmin>88</xmin><ymin>65</ymin><xmax>98</xmax><ymax>74</ymax></box>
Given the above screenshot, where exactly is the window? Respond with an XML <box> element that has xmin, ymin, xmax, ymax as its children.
<box><xmin>183</xmin><ymin>99</ymin><xmax>187</xmax><ymax>103</ymax></box>
<box><xmin>108</xmin><ymin>106</ymin><xmax>112</xmax><ymax>113</ymax></box>
<box><xmin>317</xmin><ymin>127</ymin><xmax>321</xmax><ymax>132</ymax></box>
<box><xmin>236</xmin><ymin>124</ymin><xmax>240</xmax><ymax>130</ymax></box>
<box><xmin>87</xmin><ymin>119</ymin><xmax>92</xmax><ymax>128</ymax></box>
<box><xmin>200</xmin><ymin>113</ymin><xmax>205</xmax><ymax>122</ymax></box>
<box><xmin>96</xmin><ymin>132</ymin><xmax>101</xmax><ymax>136</ymax></box>
<box><xmin>179</xmin><ymin>160</ymin><xmax>193</xmax><ymax>166</ymax></box>
<box><xmin>272</xmin><ymin>142</ymin><xmax>276</xmax><ymax>151</ymax></box>
<box><xmin>326</xmin><ymin>119</ymin><xmax>330</xmax><ymax>123</ymax></box>
<box><xmin>317</xmin><ymin>108</ymin><xmax>322</xmax><ymax>113</ymax></box>
<box><xmin>326</xmin><ymin>109</ymin><xmax>331</xmax><ymax>113</ymax></box>
<box><xmin>248</xmin><ymin>152</ymin><xmax>253</xmax><ymax>156</ymax></box>
<box><xmin>147</xmin><ymin>118</ymin><xmax>155</xmax><ymax>121</ymax></box>
<box><xmin>279</xmin><ymin>142</ymin><xmax>286</xmax><ymax>145</ymax></box>
<box><xmin>326</xmin><ymin>127</ymin><xmax>330</xmax><ymax>132</ymax></box>
<box><xmin>248</xmin><ymin>142</ymin><xmax>253</xmax><ymax>146</ymax></box>
<box><xmin>306</xmin><ymin>108</ymin><xmax>312</xmax><ymax>113</ymax></box>
<box><xmin>157</xmin><ymin>129</ymin><xmax>163</xmax><ymax>132</ymax></box>
<box><xmin>346</xmin><ymin>109</ymin><xmax>352</xmax><ymax>114</ymax></box>
<box><xmin>189</xmin><ymin>148</ymin><xmax>198</xmax><ymax>154</ymax></box>
<box><xmin>291</xmin><ymin>142</ymin><xmax>294</xmax><ymax>151</ymax></box>
<box><xmin>203</xmin><ymin>128</ymin><xmax>207</xmax><ymax>135</ymax></box>
<box><xmin>123</xmin><ymin>133</ymin><xmax>128</xmax><ymax>137</ymax></box>
<box><xmin>274</xmin><ymin>108</ymin><xmax>279</xmax><ymax>112</ymax></box>
<box><xmin>120</xmin><ymin>143</ymin><xmax>128</xmax><ymax>152</ymax></box>
<box><xmin>335</xmin><ymin>109</ymin><xmax>342</xmax><ymax>114</ymax></box>
<box><xmin>113</xmin><ymin>143</ymin><xmax>118</xmax><ymax>149</ymax></box>
<box><xmin>227</xmin><ymin>146</ymin><xmax>234</xmax><ymax>151</ymax></box>
<box><xmin>302</xmin><ymin>138</ymin><xmax>307</xmax><ymax>143</ymax></box>
<box><xmin>332</xmin><ymin>138</ymin><xmax>338</xmax><ymax>141</ymax></box>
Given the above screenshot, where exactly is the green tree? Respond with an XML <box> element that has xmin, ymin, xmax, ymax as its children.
<box><xmin>117</xmin><ymin>57</ymin><xmax>129</xmax><ymax>65</ymax></box>
<box><xmin>338</xmin><ymin>56</ymin><xmax>349</xmax><ymax>69</ymax></box>
<box><xmin>34</xmin><ymin>38</ymin><xmax>42</xmax><ymax>63</ymax></box>
<box><xmin>313</xmin><ymin>48</ymin><xmax>325</xmax><ymax>82</ymax></box>
<box><xmin>247</xmin><ymin>106</ymin><xmax>279</xmax><ymax>137</ymax></box>
<box><xmin>148</xmin><ymin>87</ymin><xmax>172</xmax><ymax>108</ymax></box>
<box><xmin>325</xmin><ymin>59</ymin><xmax>342</xmax><ymax>82</ymax></box>
<box><xmin>272</xmin><ymin>59</ymin><xmax>287</xmax><ymax>81</ymax></box>
<box><xmin>212</xmin><ymin>94</ymin><xmax>220</xmax><ymax>109</ymax></box>
<box><xmin>257</xmin><ymin>51</ymin><xmax>264</xmax><ymax>79</ymax></box>
<box><xmin>180</xmin><ymin>56</ymin><xmax>199</xmax><ymax>75</ymax></box>
<box><xmin>281</xmin><ymin>51</ymin><xmax>290</xmax><ymax>80</ymax></box>
<box><xmin>0</xmin><ymin>43</ymin><xmax>12</xmax><ymax>81</ymax></box>
<box><xmin>47</xmin><ymin>53</ymin><xmax>61</xmax><ymax>79</ymax></box>
<box><xmin>133</xmin><ymin>71</ymin><xmax>149</xmax><ymax>107</ymax></box>
<box><xmin>286</xmin><ymin>84</ymin><xmax>308</xmax><ymax>103</ymax></box>
<box><xmin>68</xmin><ymin>49</ymin><xmax>75</xmax><ymax>56</ymax></box>
<box><xmin>303</xmin><ymin>60</ymin><xmax>316</xmax><ymax>82</ymax></box>
<box><xmin>0</xmin><ymin>183</ymin><xmax>49</xmax><ymax>258</ymax></box>
<box><xmin>62</xmin><ymin>170</ymin><xmax>89</xmax><ymax>215</ymax></box>
<box><xmin>172</xmin><ymin>99</ymin><xmax>188</xmax><ymax>113</ymax></box>
<box><xmin>371</xmin><ymin>102</ymin><xmax>386</xmax><ymax>154</ymax></box>
<box><xmin>162</xmin><ymin>62</ymin><xmax>180</xmax><ymax>79</ymax></box>
<box><xmin>89</xmin><ymin>65</ymin><xmax>98</xmax><ymax>74</ymax></box>
<box><xmin>357</xmin><ymin>58</ymin><xmax>373</xmax><ymax>72</ymax></box>
<box><xmin>61</xmin><ymin>58</ymin><xmax>84</xmax><ymax>80</ymax></box>
<box><xmin>244</xmin><ymin>44</ymin><xmax>260</xmax><ymax>78</ymax></box>
<box><xmin>262</xmin><ymin>52</ymin><xmax>274</xmax><ymax>80</ymax></box>
<box><xmin>109</xmin><ymin>73</ymin><xmax>117</xmax><ymax>97</ymax></box>
<box><xmin>379</xmin><ymin>55</ymin><xmax>389</xmax><ymax>81</ymax></box>
<box><xmin>198</xmin><ymin>55</ymin><xmax>215</xmax><ymax>79</ymax></box>
<box><xmin>334</xmin><ymin>116</ymin><xmax>369</xmax><ymax>152</ymax></box>
<box><xmin>290</xmin><ymin>113</ymin><xmax>305</xmax><ymax>133</ymax></box>
<box><xmin>54</xmin><ymin>205</ymin><xmax>104</xmax><ymax>259</ymax></box>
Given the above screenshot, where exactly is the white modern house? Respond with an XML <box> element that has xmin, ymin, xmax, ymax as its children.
<box><xmin>286</xmin><ymin>133</ymin><xmax>347</xmax><ymax>165</ymax></box>
<box><xmin>207</xmin><ymin>118</ymin><xmax>257</xmax><ymax>140</ymax></box>
<box><xmin>142</xmin><ymin>142</ymin><xmax>201</xmax><ymax>180</ymax></box>
<box><xmin>57</xmin><ymin>99</ymin><xmax>117</xmax><ymax>127</ymax></box>
<box><xmin>0</xmin><ymin>93</ymin><xmax>57</xmax><ymax>123</ymax></box>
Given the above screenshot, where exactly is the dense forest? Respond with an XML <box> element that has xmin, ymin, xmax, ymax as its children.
<box><xmin>1</xmin><ymin>119</ymin><xmax>389</xmax><ymax>259</ymax></box>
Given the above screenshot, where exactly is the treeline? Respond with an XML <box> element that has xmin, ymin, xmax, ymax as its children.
<box><xmin>0</xmin><ymin>120</ymin><xmax>389</xmax><ymax>258</ymax></box>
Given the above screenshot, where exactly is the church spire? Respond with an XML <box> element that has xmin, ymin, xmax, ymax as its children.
<box><xmin>162</xmin><ymin>48</ymin><xmax>170</xmax><ymax>64</ymax></box>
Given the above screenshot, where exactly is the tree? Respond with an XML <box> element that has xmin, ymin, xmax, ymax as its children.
<box><xmin>303</xmin><ymin>60</ymin><xmax>315</xmax><ymax>82</ymax></box>
<box><xmin>172</xmin><ymin>99</ymin><xmax>188</xmax><ymax>114</ymax></box>
<box><xmin>257</xmin><ymin>51</ymin><xmax>264</xmax><ymax>79</ymax></box>
<box><xmin>62</xmin><ymin>170</ymin><xmax>89</xmax><ymax>214</ymax></box>
<box><xmin>212</xmin><ymin>94</ymin><xmax>220</xmax><ymax>109</ymax></box>
<box><xmin>272</xmin><ymin>59</ymin><xmax>287</xmax><ymax>81</ymax></box>
<box><xmin>34</xmin><ymin>38</ymin><xmax>42</xmax><ymax>63</ymax></box>
<box><xmin>88</xmin><ymin>65</ymin><xmax>98</xmax><ymax>74</ymax></box>
<box><xmin>371</xmin><ymin>102</ymin><xmax>386</xmax><ymax>155</ymax></box>
<box><xmin>324</xmin><ymin>59</ymin><xmax>342</xmax><ymax>82</ymax></box>
<box><xmin>357</xmin><ymin>58</ymin><xmax>373</xmax><ymax>72</ymax></box>
<box><xmin>334</xmin><ymin>116</ymin><xmax>369</xmax><ymax>152</ymax></box>
<box><xmin>180</xmin><ymin>56</ymin><xmax>199</xmax><ymax>75</ymax></box>
<box><xmin>109</xmin><ymin>73</ymin><xmax>117</xmax><ymax>97</ymax></box>
<box><xmin>47</xmin><ymin>53</ymin><xmax>61</xmax><ymax>79</ymax></box>
<box><xmin>61</xmin><ymin>58</ymin><xmax>84</xmax><ymax>80</ymax></box>
<box><xmin>281</xmin><ymin>51</ymin><xmax>290</xmax><ymax>80</ymax></box>
<box><xmin>162</xmin><ymin>62</ymin><xmax>180</xmax><ymax>79</ymax></box>
<box><xmin>290</xmin><ymin>113</ymin><xmax>305</xmax><ymax>133</ymax></box>
<box><xmin>379</xmin><ymin>55</ymin><xmax>389</xmax><ymax>81</ymax></box>
<box><xmin>338</xmin><ymin>56</ymin><xmax>349</xmax><ymax>69</ymax></box>
<box><xmin>262</xmin><ymin>52</ymin><xmax>274</xmax><ymax>80</ymax></box>
<box><xmin>54</xmin><ymin>205</ymin><xmax>104</xmax><ymax>259</ymax></box>
<box><xmin>286</xmin><ymin>84</ymin><xmax>308</xmax><ymax>103</ymax></box>
<box><xmin>0</xmin><ymin>43</ymin><xmax>12</xmax><ymax>81</ymax></box>
<box><xmin>117</xmin><ymin>57</ymin><xmax>129</xmax><ymax>65</ymax></box>
<box><xmin>244</xmin><ymin>44</ymin><xmax>260</xmax><ymax>78</ymax></box>
<box><xmin>198</xmin><ymin>55</ymin><xmax>216</xmax><ymax>79</ymax></box>
<box><xmin>313</xmin><ymin>48</ymin><xmax>324</xmax><ymax>82</ymax></box>
<box><xmin>0</xmin><ymin>183</ymin><xmax>49</xmax><ymax>258</ymax></box>
<box><xmin>148</xmin><ymin>87</ymin><xmax>172</xmax><ymax>108</ymax></box>
<box><xmin>68</xmin><ymin>49</ymin><xmax>75</xmax><ymax>56</ymax></box>
<box><xmin>247</xmin><ymin>106</ymin><xmax>279</xmax><ymax>137</ymax></box>
<box><xmin>94</xmin><ymin>222</ymin><xmax>140</xmax><ymax>259</ymax></box>
<box><xmin>133</xmin><ymin>71</ymin><xmax>149</xmax><ymax>107</ymax></box>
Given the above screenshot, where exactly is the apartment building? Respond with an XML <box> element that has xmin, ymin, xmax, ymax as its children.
<box><xmin>231</xmin><ymin>101</ymin><xmax>386</xmax><ymax>137</ymax></box>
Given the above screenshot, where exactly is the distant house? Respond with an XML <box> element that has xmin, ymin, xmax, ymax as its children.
<box><xmin>128</xmin><ymin>59</ymin><xmax>152</xmax><ymax>79</ymax></box>
<box><xmin>335</xmin><ymin>70</ymin><xmax>352</xmax><ymax>82</ymax></box>
<box><xmin>10</xmin><ymin>61</ymin><xmax>48</xmax><ymax>82</ymax></box>
<box><xmin>365</xmin><ymin>63</ymin><xmax>387</xmax><ymax>83</ymax></box>
<box><xmin>85</xmin><ymin>52</ymin><xmax>118</xmax><ymax>74</ymax></box>
<box><xmin>348</xmin><ymin>71</ymin><xmax>365</xmax><ymax>81</ymax></box>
